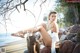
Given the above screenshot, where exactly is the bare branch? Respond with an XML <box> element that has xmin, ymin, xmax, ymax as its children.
<box><xmin>0</xmin><ymin>21</ymin><xmax>4</xmax><ymax>26</ymax></box>
<box><xmin>16</xmin><ymin>6</ymin><xmax>20</xmax><ymax>13</ymax></box>
<box><xmin>20</xmin><ymin>0</ymin><xmax>22</xmax><ymax>8</ymax></box>
<box><xmin>0</xmin><ymin>0</ymin><xmax>28</xmax><ymax>15</ymax></box>
<box><xmin>23</xmin><ymin>3</ymin><xmax>26</xmax><ymax>11</ymax></box>
<box><xmin>0</xmin><ymin>0</ymin><xmax>49</xmax><ymax>33</ymax></box>
<box><xmin>3</xmin><ymin>14</ymin><xmax>8</xmax><ymax>33</ymax></box>
<box><xmin>25</xmin><ymin>9</ymin><xmax>35</xmax><ymax>18</ymax></box>
<box><xmin>22</xmin><ymin>0</ymin><xmax>28</xmax><ymax>4</ymax></box>
<box><xmin>40</xmin><ymin>0</ymin><xmax>47</xmax><ymax>7</ymax></box>
<box><xmin>33</xmin><ymin>0</ymin><xmax>38</xmax><ymax>6</ymax></box>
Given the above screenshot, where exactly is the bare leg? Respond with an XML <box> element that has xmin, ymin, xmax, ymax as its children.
<box><xmin>11</xmin><ymin>25</ymin><xmax>52</xmax><ymax>47</ymax></box>
<box><xmin>24</xmin><ymin>25</ymin><xmax>52</xmax><ymax>47</ymax></box>
<box><xmin>39</xmin><ymin>26</ymin><xmax>52</xmax><ymax>47</ymax></box>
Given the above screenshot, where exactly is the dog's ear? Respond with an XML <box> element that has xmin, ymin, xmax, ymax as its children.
<box><xmin>27</xmin><ymin>36</ymin><xmax>36</xmax><ymax>53</ymax></box>
<box><xmin>35</xmin><ymin>41</ymin><xmax>40</xmax><ymax>53</ymax></box>
<box><xmin>27</xmin><ymin>34</ymin><xmax>40</xmax><ymax>53</ymax></box>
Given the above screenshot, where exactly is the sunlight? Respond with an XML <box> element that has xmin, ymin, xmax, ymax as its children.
<box><xmin>0</xmin><ymin>0</ymin><xmax>57</xmax><ymax>33</ymax></box>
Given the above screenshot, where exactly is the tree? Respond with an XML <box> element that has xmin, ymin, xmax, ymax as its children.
<box><xmin>0</xmin><ymin>0</ymin><xmax>58</xmax><ymax>33</ymax></box>
<box><xmin>54</xmin><ymin>3</ymin><xmax>65</xmax><ymax>28</ymax></box>
<box><xmin>0</xmin><ymin>0</ymin><xmax>48</xmax><ymax>33</ymax></box>
<box><xmin>56</xmin><ymin>0</ymin><xmax>80</xmax><ymax>27</ymax></box>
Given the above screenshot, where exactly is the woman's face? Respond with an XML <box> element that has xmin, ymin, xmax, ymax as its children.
<box><xmin>49</xmin><ymin>13</ymin><xmax>56</xmax><ymax>22</ymax></box>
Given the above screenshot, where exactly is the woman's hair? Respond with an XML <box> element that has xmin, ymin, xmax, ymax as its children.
<box><xmin>49</xmin><ymin>11</ymin><xmax>57</xmax><ymax>17</ymax></box>
<box><xmin>48</xmin><ymin>11</ymin><xmax>57</xmax><ymax>22</ymax></box>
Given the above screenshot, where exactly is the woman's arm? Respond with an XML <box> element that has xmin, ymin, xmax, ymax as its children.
<box><xmin>50</xmin><ymin>22</ymin><xmax>59</xmax><ymax>34</ymax></box>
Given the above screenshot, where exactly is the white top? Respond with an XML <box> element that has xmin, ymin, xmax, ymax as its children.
<box><xmin>48</xmin><ymin>30</ymin><xmax>59</xmax><ymax>42</ymax></box>
<box><xmin>48</xmin><ymin>30</ymin><xmax>59</xmax><ymax>53</ymax></box>
<box><xmin>38</xmin><ymin>21</ymin><xmax>59</xmax><ymax>52</ymax></box>
<box><xmin>37</xmin><ymin>30</ymin><xmax>59</xmax><ymax>53</ymax></box>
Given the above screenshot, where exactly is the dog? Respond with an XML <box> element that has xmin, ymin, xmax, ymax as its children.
<box><xmin>26</xmin><ymin>33</ymin><xmax>40</xmax><ymax>53</ymax></box>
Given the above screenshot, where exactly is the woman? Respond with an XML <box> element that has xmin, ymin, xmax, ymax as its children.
<box><xmin>12</xmin><ymin>11</ymin><xmax>59</xmax><ymax>53</ymax></box>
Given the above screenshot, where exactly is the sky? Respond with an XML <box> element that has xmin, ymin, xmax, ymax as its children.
<box><xmin>0</xmin><ymin>0</ymin><xmax>57</xmax><ymax>33</ymax></box>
